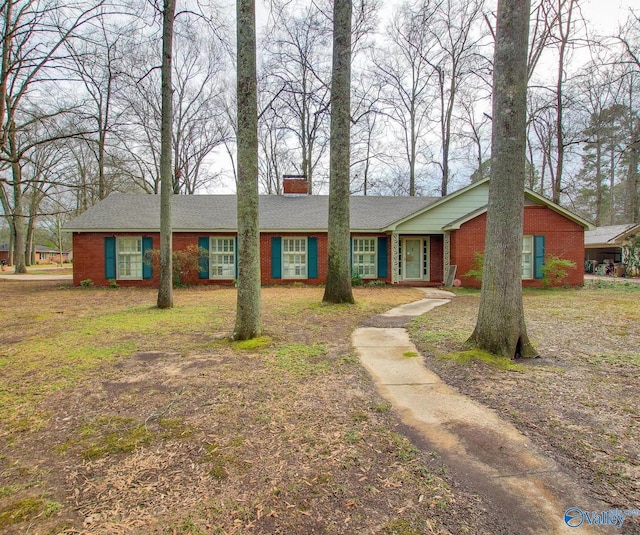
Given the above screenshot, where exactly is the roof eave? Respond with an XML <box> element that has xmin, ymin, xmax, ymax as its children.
<box><xmin>611</xmin><ymin>224</ymin><xmax>640</xmax><ymax>243</ymax></box>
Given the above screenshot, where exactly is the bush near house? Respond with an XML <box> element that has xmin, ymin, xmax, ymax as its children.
<box><xmin>540</xmin><ymin>256</ymin><xmax>576</xmax><ymax>288</ymax></box>
<box><xmin>622</xmin><ymin>234</ymin><xmax>640</xmax><ymax>276</ymax></box>
<box><xmin>144</xmin><ymin>244</ymin><xmax>205</xmax><ymax>287</ymax></box>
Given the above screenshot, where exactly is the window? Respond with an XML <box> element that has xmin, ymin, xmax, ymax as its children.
<box><xmin>117</xmin><ymin>237</ymin><xmax>142</xmax><ymax>279</ymax></box>
<box><xmin>522</xmin><ymin>235</ymin><xmax>536</xmax><ymax>279</ymax></box>
<box><xmin>282</xmin><ymin>237</ymin><xmax>307</xmax><ymax>278</ymax></box>
<box><xmin>209</xmin><ymin>237</ymin><xmax>235</xmax><ymax>279</ymax></box>
<box><xmin>352</xmin><ymin>238</ymin><xmax>377</xmax><ymax>278</ymax></box>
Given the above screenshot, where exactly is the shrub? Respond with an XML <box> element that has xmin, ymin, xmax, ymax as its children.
<box><xmin>540</xmin><ymin>255</ymin><xmax>575</xmax><ymax>288</ymax></box>
<box><xmin>464</xmin><ymin>252</ymin><xmax>484</xmax><ymax>283</ymax></box>
<box><xmin>351</xmin><ymin>270</ymin><xmax>363</xmax><ymax>286</ymax></box>
<box><xmin>366</xmin><ymin>279</ymin><xmax>386</xmax><ymax>287</ymax></box>
<box><xmin>80</xmin><ymin>279</ymin><xmax>93</xmax><ymax>287</ymax></box>
<box><xmin>622</xmin><ymin>234</ymin><xmax>640</xmax><ymax>277</ymax></box>
<box><xmin>108</xmin><ymin>279</ymin><xmax>118</xmax><ymax>288</ymax></box>
<box><xmin>145</xmin><ymin>245</ymin><xmax>206</xmax><ymax>287</ymax></box>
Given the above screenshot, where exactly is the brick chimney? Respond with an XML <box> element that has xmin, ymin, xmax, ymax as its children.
<box><xmin>282</xmin><ymin>174</ymin><xmax>309</xmax><ymax>195</ymax></box>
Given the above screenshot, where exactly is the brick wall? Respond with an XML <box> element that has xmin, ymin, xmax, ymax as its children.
<box><xmin>72</xmin><ymin>232</ymin><xmax>234</xmax><ymax>287</ymax></box>
<box><xmin>451</xmin><ymin>205</ymin><xmax>585</xmax><ymax>288</ymax></box>
<box><xmin>282</xmin><ymin>178</ymin><xmax>309</xmax><ymax>195</ymax></box>
<box><xmin>430</xmin><ymin>235</ymin><xmax>444</xmax><ymax>283</ymax></box>
<box><xmin>72</xmin><ymin>232</ymin><xmax>393</xmax><ymax>287</ymax></box>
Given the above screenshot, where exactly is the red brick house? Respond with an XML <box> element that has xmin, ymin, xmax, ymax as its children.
<box><xmin>64</xmin><ymin>178</ymin><xmax>592</xmax><ymax>288</ymax></box>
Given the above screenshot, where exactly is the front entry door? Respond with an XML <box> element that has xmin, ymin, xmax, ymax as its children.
<box><xmin>403</xmin><ymin>238</ymin><xmax>423</xmax><ymax>280</ymax></box>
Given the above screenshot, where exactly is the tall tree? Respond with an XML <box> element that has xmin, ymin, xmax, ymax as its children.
<box><xmin>429</xmin><ymin>0</ymin><xmax>488</xmax><ymax>196</ymax></box>
<box><xmin>233</xmin><ymin>0</ymin><xmax>261</xmax><ymax>340</ymax></box>
<box><xmin>263</xmin><ymin>3</ymin><xmax>332</xmax><ymax>193</ymax></box>
<box><xmin>374</xmin><ymin>0</ymin><xmax>437</xmax><ymax>196</ymax></box>
<box><xmin>117</xmin><ymin>21</ymin><xmax>228</xmax><ymax>195</ymax></box>
<box><xmin>323</xmin><ymin>0</ymin><xmax>354</xmax><ymax>304</ymax></box>
<box><xmin>465</xmin><ymin>0</ymin><xmax>537</xmax><ymax>359</ymax></box>
<box><xmin>625</xmin><ymin>116</ymin><xmax>640</xmax><ymax>222</ymax></box>
<box><xmin>157</xmin><ymin>0</ymin><xmax>175</xmax><ymax>309</ymax></box>
<box><xmin>0</xmin><ymin>0</ymin><xmax>102</xmax><ymax>273</ymax></box>
<box><xmin>66</xmin><ymin>14</ymin><xmax>126</xmax><ymax>202</ymax></box>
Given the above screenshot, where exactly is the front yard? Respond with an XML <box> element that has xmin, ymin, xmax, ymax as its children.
<box><xmin>0</xmin><ymin>280</ymin><xmax>638</xmax><ymax>533</ymax></box>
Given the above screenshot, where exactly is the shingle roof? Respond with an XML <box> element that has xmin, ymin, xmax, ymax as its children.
<box><xmin>585</xmin><ymin>224</ymin><xmax>640</xmax><ymax>247</ymax></box>
<box><xmin>64</xmin><ymin>193</ymin><xmax>439</xmax><ymax>233</ymax></box>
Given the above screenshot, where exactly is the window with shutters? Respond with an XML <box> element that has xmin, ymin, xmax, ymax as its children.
<box><xmin>117</xmin><ymin>237</ymin><xmax>142</xmax><ymax>279</ymax></box>
<box><xmin>209</xmin><ymin>237</ymin><xmax>235</xmax><ymax>279</ymax></box>
<box><xmin>282</xmin><ymin>237</ymin><xmax>307</xmax><ymax>279</ymax></box>
<box><xmin>522</xmin><ymin>235</ymin><xmax>534</xmax><ymax>279</ymax></box>
<box><xmin>352</xmin><ymin>238</ymin><xmax>377</xmax><ymax>278</ymax></box>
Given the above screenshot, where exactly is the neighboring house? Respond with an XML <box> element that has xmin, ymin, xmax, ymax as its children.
<box><xmin>0</xmin><ymin>244</ymin><xmax>72</xmax><ymax>265</ymax></box>
<box><xmin>64</xmin><ymin>177</ymin><xmax>592</xmax><ymax>288</ymax></box>
<box><xmin>34</xmin><ymin>245</ymin><xmax>72</xmax><ymax>264</ymax></box>
<box><xmin>585</xmin><ymin>224</ymin><xmax>640</xmax><ymax>274</ymax></box>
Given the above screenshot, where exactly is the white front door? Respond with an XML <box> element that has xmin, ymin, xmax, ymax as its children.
<box><xmin>403</xmin><ymin>238</ymin><xmax>423</xmax><ymax>280</ymax></box>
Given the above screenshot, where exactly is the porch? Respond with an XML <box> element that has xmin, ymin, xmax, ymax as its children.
<box><xmin>390</xmin><ymin>233</ymin><xmax>444</xmax><ymax>285</ymax></box>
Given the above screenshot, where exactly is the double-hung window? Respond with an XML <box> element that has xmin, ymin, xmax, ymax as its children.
<box><xmin>209</xmin><ymin>237</ymin><xmax>235</xmax><ymax>279</ymax></box>
<box><xmin>117</xmin><ymin>237</ymin><xmax>143</xmax><ymax>279</ymax></box>
<box><xmin>521</xmin><ymin>235</ymin><xmax>533</xmax><ymax>279</ymax></box>
<box><xmin>522</xmin><ymin>235</ymin><xmax>546</xmax><ymax>280</ymax></box>
<box><xmin>282</xmin><ymin>237</ymin><xmax>307</xmax><ymax>279</ymax></box>
<box><xmin>352</xmin><ymin>238</ymin><xmax>377</xmax><ymax>278</ymax></box>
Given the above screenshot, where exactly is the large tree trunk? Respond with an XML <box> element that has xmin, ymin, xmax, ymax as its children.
<box><xmin>9</xmin><ymin>123</ymin><xmax>26</xmax><ymax>274</ymax></box>
<box><xmin>233</xmin><ymin>0</ymin><xmax>261</xmax><ymax>340</ymax></box>
<box><xmin>323</xmin><ymin>0</ymin><xmax>354</xmax><ymax>304</ymax></box>
<box><xmin>157</xmin><ymin>0</ymin><xmax>175</xmax><ymax>309</ymax></box>
<box><xmin>465</xmin><ymin>0</ymin><xmax>537</xmax><ymax>359</ymax></box>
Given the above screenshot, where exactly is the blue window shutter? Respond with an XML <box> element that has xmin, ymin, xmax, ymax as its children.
<box><xmin>377</xmin><ymin>237</ymin><xmax>388</xmax><ymax>278</ymax></box>
<box><xmin>234</xmin><ymin>236</ymin><xmax>238</xmax><ymax>279</ymax></box>
<box><xmin>105</xmin><ymin>237</ymin><xmax>116</xmax><ymax>279</ymax></box>
<box><xmin>271</xmin><ymin>237</ymin><xmax>282</xmax><ymax>279</ymax></box>
<box><xmin>350</xmin><ymin>237</ymin><xmax>353</xmax><ymax>270</ymax></box>
<box><xmin>534</xmin><ymin>235</ymin><xmax>545</xmax><ymax>279</ymax></box>
<box><xmin>308</xmin><ymin>237</ymin><xmax>318</xmax><ymax>279</ymax></box>
<box><xmin>142</xmin><ymin>237</ymin><xmax>153</xmax><ymax>279</ymax></box>
<box><xmin>198</xmin><ymin>237</ymin><xmax>209</xmax><ymax>279</ymax></box>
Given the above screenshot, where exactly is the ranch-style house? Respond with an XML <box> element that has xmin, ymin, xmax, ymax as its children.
<box><xmin>65</xmin><ymin>177</ymin><xmax>592</xmax><ymax>288</ymax></box>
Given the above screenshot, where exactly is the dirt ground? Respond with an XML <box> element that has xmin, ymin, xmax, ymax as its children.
<box><xmin>1</xmin><ymin>280</ymin><xmax>639</xmax><ymax>534</ymax></box>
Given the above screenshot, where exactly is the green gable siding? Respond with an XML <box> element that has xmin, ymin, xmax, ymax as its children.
<box><xmin>395</xmin><ymin>181</ymin><xmax>490</xmax><ymax>234</ymax></box>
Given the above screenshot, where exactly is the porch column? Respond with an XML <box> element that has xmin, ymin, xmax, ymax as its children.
<box><xmin>391</xmin><ymin>232</ymin><xmax>400</xmax><ymax>283</ymax></box>
<box><xmin>443</xmin><ymin>231</ymin><xmax>451</xmax><ymax>283</ymax></box>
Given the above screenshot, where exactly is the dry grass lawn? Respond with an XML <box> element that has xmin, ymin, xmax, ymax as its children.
<box><xmin>1</xmin><ymin>279</ymin><xmax>639</xmax><ymax>534</ymax></box>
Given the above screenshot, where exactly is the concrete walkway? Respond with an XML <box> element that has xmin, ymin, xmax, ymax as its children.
<box><xmin>0</xmin><ymin>272</ymin><xmax>72</xmax><ymax>281</ymax></box>
<box><xmin>352</xmin><ymin>289</ymin><xmax>607</xmax><ymax>534</ymax></box>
